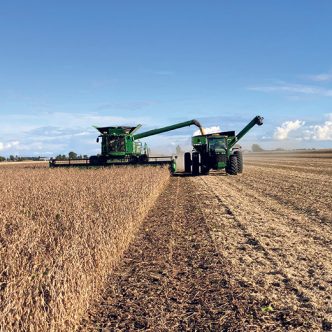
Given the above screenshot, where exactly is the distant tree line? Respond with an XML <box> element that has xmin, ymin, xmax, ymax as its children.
<box><xmin>0</xmin><ymin>152</ymin><xmax>88</xmax><ymax>162</ymax></box>
<box><xmin>55</xmin><ymin>152</ymin><xmax>88</xmax><ymax>160</ymax></box>
<box><xmin>0</xmin><ymin>155</ymin><xmax>43</xmax><ymax>162</ymax></box>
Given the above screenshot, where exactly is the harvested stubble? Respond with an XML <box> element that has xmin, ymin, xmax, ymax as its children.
<box><xmin>0</xmin><ymin>166</ymin><xmax>169</xmax><ymax>331</ymax></box>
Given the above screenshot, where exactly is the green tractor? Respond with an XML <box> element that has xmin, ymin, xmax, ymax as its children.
<box><xmin>50</xmin><ymin>119</ymin><xmax>204</xmax><ymax>172</ymax></box>
<box><xmin>184</xmin><ymin>115</ymin><xmax>264</xmax><ymax>175</ymax></box>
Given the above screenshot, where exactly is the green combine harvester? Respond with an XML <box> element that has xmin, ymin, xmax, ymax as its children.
<box><xmin>49</xmin><ymin>115</ymin><xmax>263</xmax><ymax>175</ymax></box>
<box><xmin>49</xmin><ymin>119</ymin><xmax>204</xmax><ymax>172</ymax></box>
<box><xmin>184</xmin><ymin>115</ymin><xmax>264</xmax><ymax>175</ymax></box>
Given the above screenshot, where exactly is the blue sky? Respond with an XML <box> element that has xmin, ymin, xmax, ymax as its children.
<box><xmin>0</xmin><ymin>1</ymin><xmax>332</xmax><ymax>156</ymax></box>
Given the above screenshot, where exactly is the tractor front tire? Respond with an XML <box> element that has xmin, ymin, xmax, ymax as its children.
<box><xmin>192</xmin><ymin>152</ymin><xmax>200</xmax><ymax>176</ymax></box>
<box><xmin>184</xmin><ymin>152</ymin><xmax>191</xmax><ymax>173</ymax></box>
<box><xmin>226</xmin><ymin>155</ymin><xmax>238</xmax><ymax>175</ymax></box>
<box><xmin>234</xmin><ymin>150</ymin><xmax>243</xmax><ymax>173</ymax></box>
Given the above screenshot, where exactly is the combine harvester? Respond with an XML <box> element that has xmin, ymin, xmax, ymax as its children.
<box><xmin>49</xmin><ymin>119</ymin><xmax>204</xmax><ymax>172</ymax></box>
<box><xmin>49</xmin><ymin>115</ymin><xmax>263</xmax><ymax>175</ymax></box>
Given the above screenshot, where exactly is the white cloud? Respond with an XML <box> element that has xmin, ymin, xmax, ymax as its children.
<box><xmin>249</xmin><ymin>83</ymin><xmax>332</xmax><ymax>97</ymax></box>
<box><xmin>307</xmin><ymin>73</ymin><xmax>332</xmax><ymax>82</ymax></box>
<box><xmin>310</xmin><ymin>119</ymin><xmax>332</xmax><ymax>140</ymax></box>
<box><xmin>193</xmin><ymin>126</ymin><xmax>221</xmax><ymax>136</ymax></box>
<box><xmin>273</xmin><ymin>120</ymin><xmax>305</xmax><ymax>140</ymax></box>
<box><xmin>272</xmin><ymin>114</ymin><xmax>332</xmax><ymax>142</ymax></box>
<box><xmin>0</xmin><ymin>141</ymin><xmax>19</xmax><ymax>151</ymax></box>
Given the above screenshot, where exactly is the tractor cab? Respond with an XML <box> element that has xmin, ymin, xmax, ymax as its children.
<box><xmin>206</xmin><ymin>135</ymin><xmax>228</xmax><ymax>169</ymax></box>
<box><xmin>208</xmin><ymin>136</ymin><xmax>227</xmax><ymax>151</ymax></box>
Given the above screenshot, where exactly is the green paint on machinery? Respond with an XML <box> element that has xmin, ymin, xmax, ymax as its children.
<box><xmin>184</xmin><ymin>116</ymin><xmax>264</xmax><ymax>176</ymax></box>
<box><xmin>49</xmin><ymin>119</ymin><xmax>204</xmax><ymax>172</ymax></box>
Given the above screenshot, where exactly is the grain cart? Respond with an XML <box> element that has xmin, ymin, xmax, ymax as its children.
<box><xmin>184</xmin><ymin>115</ymin><xmax>264</xmax><ymax>175</ymax></box>
<box><xmin>49</xmin><ymin>119</ymin><xmax>204</xmax><ymax>172</ymax></box>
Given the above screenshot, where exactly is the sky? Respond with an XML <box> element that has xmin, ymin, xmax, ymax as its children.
<box><xmin>0</xmin><ymin>1</ymin><xmax>332</xmax><ymax>157</ymax></box>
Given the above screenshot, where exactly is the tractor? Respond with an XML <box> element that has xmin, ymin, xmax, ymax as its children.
<box><xmin>184</xmin><ymin>115</ymin><xmax>264</xmax><ymax>175</ymax></box>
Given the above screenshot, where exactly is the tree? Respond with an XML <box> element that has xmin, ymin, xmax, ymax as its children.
<box><xmin>251</xmin><ymin>144</ymin><xmax>264</xmax><ymax>152</ymax></box>
<box><xmin>0</xmin><ymin>156</ymin><xmax>5</xmax><ymax>162</ymax></box>
<box><xmin>68</xmin><ymin>151</ymin><xmax>78</xmax><ymax>159</ymax></box>
<box><xmin>9</xmin><ymin>155</ymin><xmax>15</xmax><ymax>161</ymax></box>
<box><xmin>56</xmin><ymin>154</ymin><xmax>67</xmax><ymax>160</ymax></box>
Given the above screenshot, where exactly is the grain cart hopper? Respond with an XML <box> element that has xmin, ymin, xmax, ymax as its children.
<box><xmin>184</xmin><ymin>115</ymin><xmax>264</xmax><ymax>175</ymax></box>
<box><xmin>49</xmin><ymin>119</ymin><xmax>204</xmax><ymax>172</ymax></box>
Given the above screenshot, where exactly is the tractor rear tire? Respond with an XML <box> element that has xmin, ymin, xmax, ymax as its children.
<box><xmin>201</xmin><ymin>165</ymin><xmax>210</xmax><ymax>175</ymax></box>
<box><xmin>234</xmin><ymin>150</ymin><xmax>243</xmax><ymax>173</ymax></box>
<box><xmin>192</xmin><ymin>152</ymin><xmax>200</xmax><ymax>176</ymax></box>
<box><xmin>184</xmin><ymin>152</ymin><xmax>191</xmax><ymax>173</ymax></box>
<box><xmin>226</xmin><ymin>155</ymin><xmax>238</xmax><ymax>175</ymax></box>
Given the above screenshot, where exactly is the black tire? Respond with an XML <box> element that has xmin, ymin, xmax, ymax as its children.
<box><xmin>139</xmin><ymin>154</ymin><xmax>149</xmax><ymax>163</ymax></box>
<box><xmin>201</xmin><ymin>165</ymin><xmax>210</xmax><ymax>175</ymax></box>
<box><xmin>184</xmin><ymin>152</ymin><xmax>191</xmax><ymax>173</ymax></box>
<box><xmin>200</xmin><ymin>154</ymin><xmax>210</xmax><ymax>175</ymax></box>
<box><xmin>234</xmin><ymin>150</ymin><xmax>243</xmax><ymax>173</ymax></box>
<box><xmin>89</xmin><ymin>155</ymin><xmax>99</xmax><ymax>166</ymax></box>
<box><xmin>192</xmin><ymin>152</ymin><xmax>200</xmax><ymax>176</ymax></box>
<box><xmin>226</xmin><ymin>155</ymin><xmax>238</xmax><ymax>175</ymax></box>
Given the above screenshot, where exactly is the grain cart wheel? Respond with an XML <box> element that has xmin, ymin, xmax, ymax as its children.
<box><xmin>184</xmin><ymin>152</ymin><xmax>191</xmax><ymax>173</ymax></box>
<box><xmin>192</xmin><ymin>152</ymin><xmax>200</xmax><ymax>176</ymax></box>
<box><xmin>234</xmin><ymin>150</ymin><xmax>243</xmax><ymax>173</ymax></box>
<box><xmin>226</xmin><ymin>155</ymin><xmax>238</xmax><ymax>175</ymax></box>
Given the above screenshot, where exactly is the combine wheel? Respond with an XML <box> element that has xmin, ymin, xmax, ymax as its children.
<box><xmin>139</xmin><ymin>154</ymin><xmax>149</xmax><ymax>163</ymax></box>
<box><xmin>184</xmin><ymin>152</ymin><xmax>191</xmax><ymax>173</ymax></box>
<box><xmin>226</xmin><ymin>155</ymin><xmax>238</xmax><ymax>175</ymax></box>
<box><xmin>234</xmin><ymin>150</ymin><xmax>243</xmax><ymax>173</ymax></box>
<box><xmin>89</xmin><ymin>156</ymin><xmax>99</xmax><ymax>166</ymax></box>
<box><xmin>192</xmin><ymin>152</ymin><xmax>200</xmax><ymax>176</ymax></box>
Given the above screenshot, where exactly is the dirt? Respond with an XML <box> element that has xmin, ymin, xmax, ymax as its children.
<box><xmin>81</xmin><ymin>154</ymin><xmax>332</xmax><ymax>331</ymax></box>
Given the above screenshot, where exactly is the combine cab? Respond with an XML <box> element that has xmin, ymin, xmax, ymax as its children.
<box><xmin>184</xmin><ymin>116</ymin><xmax>264</xmax><ymax>175</ymax></box>
<box><xmin>49</xmin><ymin>119</ymin><xmax>205</xmax><ymax>173</ymax></box>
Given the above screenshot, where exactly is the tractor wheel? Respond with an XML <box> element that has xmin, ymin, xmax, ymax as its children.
<box><xmin>201</xmin><ymin>165</ymin><xmax>210</xmax><ymax>175</ymax></box>
<box><xmin>226</xmin><ymin>155</ymin><xmax>238</xmax><ymax>175</ymax></box>
<box><xmin>184</xmin><ymin>152</ymin><xmax>191</xmax><ymax>173</ymax></box>
<box><xmin>192</xmin><ymin>152</ymin><xmax>200</xmax><ymax>176</ymax></box>
<box><xmin>234</xmin><ymin>150</ymin><xmax>243</xmax><ymax>173</ymax></box>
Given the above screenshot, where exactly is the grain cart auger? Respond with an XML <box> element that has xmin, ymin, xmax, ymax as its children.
<box><xmin>184</xmin><ymin>115</ymin><xmax>264</xmax><ymax>176</ymax></box>
<box><xmin>49</xmin><ymin>119</ymin><xmax>204</xmax><ymax>173</ymax></box>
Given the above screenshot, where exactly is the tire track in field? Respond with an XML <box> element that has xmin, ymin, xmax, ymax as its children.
<box><xmin>80</xmin><ymin>177</ymin><xmax>242</xmax><ymax>331</ymax></box>
<box><xmin>234</xmin><ymin>165</ymin><xmax>332</xmax><ymax>225</ymax></box>
<box><xmin>192</xmin><ymin>175</ymin><xmax>332</xmax><ymax>331</ymax></box>
<box><xmin>215</xmin><ymin>171</ymin><xmax>332</xmax><ymax>245</ymax></box>
<box><xmin>245</xmin><ymin>158</ymin><xmax>332</xmax><ymax>176</ymax></box>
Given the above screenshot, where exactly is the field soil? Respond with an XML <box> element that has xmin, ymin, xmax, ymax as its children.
<box><xmin>81</xmin><ymin>153</ymin><xmax>332</xmax><ymax>331</ymax></box>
